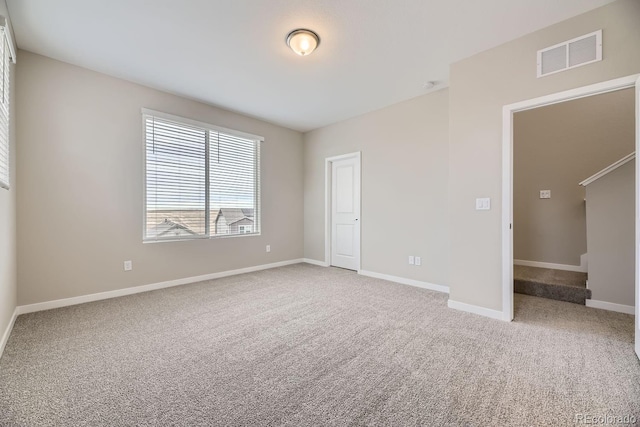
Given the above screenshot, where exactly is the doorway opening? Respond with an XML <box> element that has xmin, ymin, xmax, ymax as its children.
<box><xmin>502</xmin><ymin>74</ymin><xmax>640</xmax><ymax>360</ymax></box>
<box><xmin>512</xmin><ymin>88</ymin><xmax>635</xmax><ymax>308</ymax></box>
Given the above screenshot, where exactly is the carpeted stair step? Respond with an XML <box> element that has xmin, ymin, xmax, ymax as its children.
<box><xmin>514</xmin><ymin>265</ymin><xmax>591</xmax><ymax>305</ymax></box>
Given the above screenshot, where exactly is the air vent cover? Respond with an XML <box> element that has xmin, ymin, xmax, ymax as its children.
<box><xmin>537</xmin><ymin>30</ymin><xmax>602</xmax><ymax>78</ymax></box>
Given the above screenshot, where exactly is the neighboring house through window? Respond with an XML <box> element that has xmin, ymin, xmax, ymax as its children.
<box><xmin>213</xmin><ymin>208</ymin><xmax>254</xmax><ymax>234</ymax></box>
<box><xmin>143</xmin><ymin>109</ymin><xmax>262</xmax><ymax>241</ymax></box>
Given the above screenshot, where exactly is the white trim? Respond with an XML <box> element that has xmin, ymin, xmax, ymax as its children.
<box><xmin>15</xmin><ymin>259</ymin><xmax>304</xmax><ymax>315</ymax></box>
<box><xmin>579</xmin><ymin>152</ymin><xmax>635</xmax><ymax>186</ymax></box>
<box><xmin>358</xmin><ymin>270</ymin><xmax>449</xmax><ymax>294</ymax></box>
<box><xmin>324</xmin><ymin>160</ymin><xmax>331</xmax><ymax>266</ymax></box>
<box><xmin>506</xmin><ymin>75</ymin><xmax>639</xmax><ymax>113</ymax></box>
<box><xmin>303</xmin><ymin>258</ymin><xmax>330</xmax><ymax>267</ymax></box>
<box><xmin>0</xmin><ymin>308</ymin><xmax>18</xmax><ymax>359</ymax></box>
<box><xmin>502</xmin><ymin>104</ymin><xmax>515</xmax><ymax>321</ymax></box>
<box><xmin>447</xmin><ymin>299</ymin><xmax>508</xmax><ymax>321</ymax></box>
<box><xmin>586</xmin><ymin>299</ymin><xmax>635</xmax><ymax>315</ymax></box>
<box><xmin>635</xmin><ymin>76</ymin><xmax>640</xmax><ymax>359</ymax></box>
<box><xmin>141</xmin><ymin>108</ymin><xmax>264</xmax><ymax>142</ymax></box>
<box><xmin>502</xmin><ymin>74</ymin><xmax>640</xmax><ymax>324</ymax></box>
<box><xmin>514</xmin><ymin>259</ymin><xmax>587</xmax><ymax>273</ymax></box>
<box><xmin>324</xmin><ymin>152</ymin><xmax>361</xmax><ymax>270</ymax></box>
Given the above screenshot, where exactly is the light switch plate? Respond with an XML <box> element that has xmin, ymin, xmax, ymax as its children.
<box><xmin>540</xmin><ymin>190</ymin><xmax>551</xmax><ymax>199</ymax></box>
<box><xmin>475</xmin><ymin>198</ymin><xmax>491</xmax><ymax>210</ymax></box>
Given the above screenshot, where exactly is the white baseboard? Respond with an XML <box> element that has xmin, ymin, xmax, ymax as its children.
<box><xmin>448</xmin><ymin>299</ymin><xmax>508</xmax><ymax>321</ymax></box>
<box><xmin>580</xmin><ymin>253</ymin><xmax>588</xmax><ymax>272</ymax></box>
<box><xmin>303</xmin><ymin>258</ymin><xmax>330</xmax><ymax>267</ymax></box>
<box><xmin>358</xmin><ymin>270</ymin><xmax>449</xmax><ymax>294</ymax></box>
<box><xmin>514</xmin><ymin>259</ymin><xmax>586</xmax><ymax>273</ymax></box>
<box><xmin>16</xmin><ymin>259</ymin><xmax>305</xmax><ymax>315</ymax></box>
<box><xmin>0</xmin><ymin>308</ymin><xmax>18</xmax><ymax>359</ymax></box>
<box><xmin>586</xmin><ymin>299</ymin><xmax>635</xmax><ymax>315</ymax></box>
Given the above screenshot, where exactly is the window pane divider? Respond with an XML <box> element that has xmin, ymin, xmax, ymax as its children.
<box><xmin>204</xmin><ymin>130</ymin><xmax>210</xmax><ymax>236</ymax></box>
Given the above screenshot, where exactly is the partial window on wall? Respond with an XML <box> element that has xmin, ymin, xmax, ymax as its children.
<box><xmin>143</xmin><ymin>109</ymin><xmax>262</xmax><ymax>242</ymax></box>
<box><xmin>0</xmin><ymin>20</ymin><xmax>13</xmax><ymax>190</ymax></box>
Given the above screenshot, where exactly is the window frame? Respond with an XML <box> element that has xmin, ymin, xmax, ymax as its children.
<box><xmin>0</xmin><ymin>21</ymin><xmax>15</xmax><ymax>191</ymax></box>
<box><xmin>142</xmin><ymin>108</ymin><xmax>263</xmax><ymax>243</ymax></box>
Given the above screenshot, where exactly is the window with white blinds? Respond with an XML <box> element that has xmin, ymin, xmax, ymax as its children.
<box><xmin>143</xmin><ymin>110</ymin><xmax>262</xmax><ymax>242</ymax></box>
<box><xmin>0</xmin><ymin>27</ymin><xmax>11</xmax><ymax>190</ymax></box>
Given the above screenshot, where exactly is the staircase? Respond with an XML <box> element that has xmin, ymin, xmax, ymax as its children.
<box><xmin>514</xmin><ymin>265</ymin><xmax>591</xmax><ymax>305</ymax></box>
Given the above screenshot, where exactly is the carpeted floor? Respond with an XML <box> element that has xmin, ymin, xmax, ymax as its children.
<box><xmin>0</xmin><ymin>263</ymin><xmax>638</xmax><ymax>426</ymax></box>
<box><xmin>514</xmin><ymin>265</ymin><xmax>591</xmax><ymax>305</ymax></box>
<box><xmin>514</xmin><ymin>266</ymin><xmax>587</xmax><ymax>288</ymax></box>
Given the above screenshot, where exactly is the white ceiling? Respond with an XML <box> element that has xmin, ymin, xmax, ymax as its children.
<box><xmin>6</xmin><ymin>0</ymin><xmax>616</xmax><ymax>132</ymax></box>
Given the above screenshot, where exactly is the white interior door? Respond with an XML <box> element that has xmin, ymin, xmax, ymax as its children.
<box><xmin>331</xmin><ymin>156</ymin><xmax>360</xmax><ymax>270</ymax></box>
<box><xmin>635</xmin><ymin>76</ymin><xmax>640</xmax><ymax>360</ymax></box>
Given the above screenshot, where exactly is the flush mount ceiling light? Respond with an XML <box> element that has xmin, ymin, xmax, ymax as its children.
<box><xmin>286</xmin><ymin>29</ymin><xmax>320</xmax><ymax>56</ymax></box>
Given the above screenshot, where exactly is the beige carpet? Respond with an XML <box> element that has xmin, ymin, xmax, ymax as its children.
<box><xmin>0</xmin><ymin>263</ymin><xmax>638</xmax><ymax>426</ymax></box>
<box><xmin>514</xmin><ymin>265</ymin><xmax>587</xmax><ymax>288</ymax></box>
<box><xmin>514</xmin><ymin>265</ymin><xmax>591</xmax><ymax>305</ymax></box>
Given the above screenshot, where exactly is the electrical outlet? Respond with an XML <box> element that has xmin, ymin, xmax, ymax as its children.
<box><xmin>266</xmin><ymin>245</ymin><xmax>271</xmax><ymax>253</ymax></box>
<box><xmin>415</xmin><ymin>257</ymin><xmax>422</xmax><ymax>266</ymax></box>
<box><xmin>124</xmin><ymin>260</ymin><xmax>132</xmax><ymax>271</ymax></box>
<box><xmin>540</xmin><ymin>190</ymin><xmax>551</xmax><ymax>199</ymax></box>
<box><xmin>408</xmin><ymin>256</ymin><xmax>415</xmax><ymax>265</ymax></box>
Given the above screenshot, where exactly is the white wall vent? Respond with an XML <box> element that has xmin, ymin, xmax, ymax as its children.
<box><xmin>537</xmin><ymin>30</ymin><xmax>602</xmax><ymax>78</ymax></box>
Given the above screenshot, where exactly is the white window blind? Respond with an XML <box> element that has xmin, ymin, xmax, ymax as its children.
<box><xmin>0</xmin><ymin>28</ymin><xmax>11</xmax><ymax>190</ymax></box>
<box><xmin>143</xmin><ymin>110</ymin><xmax>261</xmax><ymax>242</ymax></box>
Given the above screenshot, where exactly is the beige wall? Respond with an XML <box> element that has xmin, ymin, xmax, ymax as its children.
<box><xmin>585</xmin><ymin>159</ymin><xmax>635</xmax><ymax>306</ymax></box>
<box><xmin>0</xmin><ymin>0</ymin><xmax>16</xmax><ymax>346</ymax></box>
<box><xmin>514</xmin><ymin>88</ymin><xmax>635</xmax><ymax>266</ymax></box>
<box><xmin>9</xmin><ymin>0</ymin><xmax>640</xmax><ymax>315</ymax></box>
<box><xmin>449</xmin><ymin>0</ymin><xmax>640</xmax><ymax>310</ymax></box>
<box><xmin>16</xmin><ymin>51</ymin><xmax>304</xmax><ymax>305</ymax></box>
<box><xmin>304</xmin><ymin>89</ymin><xmax>449</xmax><ymax>286</ymax></box>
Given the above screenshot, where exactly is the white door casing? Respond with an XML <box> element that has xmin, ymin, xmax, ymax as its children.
<box><xmin>328</xmin><ymin>153</ymin><xmax>361</xmax><ymax>271</ymax></box>
<box><xmin>635</xmin><ymin>76</ymin><xmax>639</xmax><ymax>360</ymax></box>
